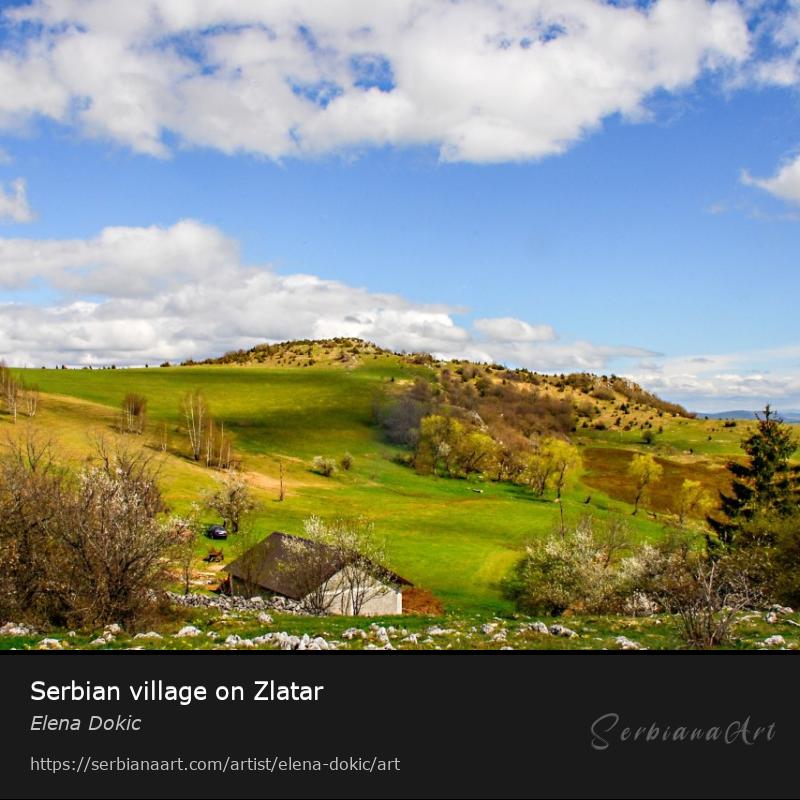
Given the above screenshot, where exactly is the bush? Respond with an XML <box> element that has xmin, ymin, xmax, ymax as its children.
<box><xmin>503</xmin><ymin>519</ymin><xmax>619</xmax><ymax>615</ymax></box>
<box><xmin>312</xmin><ymin>456</ymin><xmax>336</xmax><ymax>477</ymax></box>
<box><xmin>340</xmin><ymin>452</ymin><xmax>354</xmax><ymax>471</ymax></box>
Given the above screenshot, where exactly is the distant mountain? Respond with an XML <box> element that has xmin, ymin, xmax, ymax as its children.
<box><xmin>700</xmin><ymin>409</ymin><xmax>800</xmax><ymax>423</ymax></box>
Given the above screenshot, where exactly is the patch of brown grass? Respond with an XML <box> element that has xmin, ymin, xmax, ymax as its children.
<box><xmin>582</xmin><ymin>447</ymin><xmax>732</xmax><ymax>518</ymax></box>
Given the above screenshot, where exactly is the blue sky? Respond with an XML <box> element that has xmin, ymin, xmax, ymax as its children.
<box><xmin>0</xmin><ymin>0</ymin><xmax>799</xmax><ymax>411</ymax></box>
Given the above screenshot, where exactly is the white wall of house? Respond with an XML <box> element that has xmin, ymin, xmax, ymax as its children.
<box><xmin>316</xmin><ymin>569</ymin><xmax>403</xmax><ymax>616</ymax></box>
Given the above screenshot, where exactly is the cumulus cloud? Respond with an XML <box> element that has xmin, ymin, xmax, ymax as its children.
<box><xmin>0</xmin><ymin>218</ymin><xmax>653</xmax><ymax>375</ymax></box>
<box><xmin>474</xmin><ymin>316</ymin><xmax>556</xmax><ymax>343</ymax></box>
<box><xmin>742</xmin><ymin>154</ymin><xmax>800</xmax><ymax>203</ymax></box>
<box><xmin>1</xmin><ymin>219</ymin><xmax>796</xmax><ymax>409</ymax></box>
<box><xmin>0</xmin><ymin>0</ymin><xmax>751</xmax><ymax>163</ymax></box>
<box><xmin>0</xmin><ymin>178</ymin><xmax>34</xmax><ymax>223</ymax></box>
<box><xmin>626</xmin><ymin>346</ymin><xmax>800</xmax><ymax>411</ymax></box>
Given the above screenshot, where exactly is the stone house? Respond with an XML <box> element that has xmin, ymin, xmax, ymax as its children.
<box><xmin>225</xmin><ymin>531</ymin><xmax>411</xmax><ymax>616</ymax></box>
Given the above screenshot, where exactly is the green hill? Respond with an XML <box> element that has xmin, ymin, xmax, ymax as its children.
<box><xmin>5</xmin><ymin>339</ymin><xmax>760</xmax><ymax>615</ymax></box>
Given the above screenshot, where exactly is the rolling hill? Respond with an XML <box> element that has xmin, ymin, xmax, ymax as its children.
<box><xmin>4</xmin><ymin>338</ymin><xmax>767</xmax><ymax>615</ymax></box>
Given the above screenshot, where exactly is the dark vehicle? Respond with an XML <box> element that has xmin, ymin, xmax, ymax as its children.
<box><xmin>205</xmin><ymin>524</ymin><xmax>228</xmax><ymax>540</ymax></box>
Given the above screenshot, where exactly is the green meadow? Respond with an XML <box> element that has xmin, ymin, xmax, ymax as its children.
<box><xmin>6</xmin><ymin>358</ymin><xmax>754</xmax><ymax>615</ymax></box>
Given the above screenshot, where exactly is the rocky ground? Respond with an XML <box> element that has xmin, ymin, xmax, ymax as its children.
<box><xmin>1</xmin><ymin>601</ymin><xmax>799</xmax><ymax>651</ymax></box>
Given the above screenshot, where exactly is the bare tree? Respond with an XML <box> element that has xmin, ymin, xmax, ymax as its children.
<box><xmin>204</xmin><ymin>473</ymin><xmax>256</xmax><ymax>533</ymax></box>
<box><xmin>0</xmin><ymin>434</ymin><xmax>177</xmax><ymax>627</ymax></box>
<box><xmin>120</xmin><ymin>392</ymin><xmax>148</xmax><ymax>434</ymax></box>
<box><xmin>0</xmin><ymin>362</ymin><xmax>19</xmax><ymax>423</ymax></box>
<box><xmin>168</xmin><ymin>505</ymin><xmax>200</xmax><ymax>595</ymax></box>
<box><xmin>182</xmin><ymin>390</ymin><xmax>208</xmax><ymax>461</ymax></box>
<box><xmin>157</xmin><ymin>420</ymin><xmax>169</xmax><ymax>452</ymax></box>
<box><xmin>278</xmin><ymin>459</ymin><xmax>285</xmax><ymax>502</ymax></box>
<box><xmin>22</xmin><ymin>383</ymin><xmax>39</xmax><ymax>418</ymax></box>
<box><xmin>328</xmin><ymin>518</ymin><xmax>393</xmax><ymax>616</ymax></box>
<box><xmin>289</xmin><ymin>517</ymin><xmax>394</xmax><ymax>616</ymax></box>
<box><xmin>654</xmin><ymin>558</ymin><xmax>761</xmax><ymax>649</ymax></box>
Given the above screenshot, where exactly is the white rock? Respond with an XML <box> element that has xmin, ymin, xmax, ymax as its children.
<box><xmin>37</xmin><ymin>638</ymin><xmax>63</xmax><ymax>650</ymax></box>
<box><xmin>133</xmin><ymin>631</ymin><xmax>163</xmax><ymax>640</ymax></box>
<box><xmin>765</xmin><ymin>612</ymin><xmax>779</xmax><ymax>624</ymax></box>
<box><xmin>104</xmin><ymin>623</ymin><xmax>122</xmax><ymax>636</ymax></box>
<box><xmin>763</xmin><ymin>635</ymin><xmax>786</xmax><ymax>648</ymax></box>
<box><xmin>401</xmin><ymin>634</ymin><xmax>419</xmax><ymax>644</ymax></box>
<box><xmin>481</xmin><ymin>622</ymin><xmax>498</xmax><ymax>635</ymax></box>
<box><xmin>549</xmin><ymin>624</ymin><xmax>578</xmax><ymax>639</ymax></box>
<box><xmin>427</xmin><ymin>626</ymin><xmax>455</xmax><ymax>636</ymax></box>
<box><xmin>615</xmin><ymin>636</ymin><xmax>643</xmax><ymax>651</ymax></box>
<box><xmin>0</xmin><ymin>622</ymin><xmax>35</xmax><ymax>636</ymax></box>
<box><xmin>527</xmin><ymin>621</ymin><xmax>550</xmax><ymax>635</ymax></box>
<box><xmin>176</xmin><ymin>625</ymin><xmax>201</xmax><ymax>637</ymax></box>
<box><xmin>257</xmin><ymin>612</ymin><xmax>273</xmax><ymax>624</ymax></box>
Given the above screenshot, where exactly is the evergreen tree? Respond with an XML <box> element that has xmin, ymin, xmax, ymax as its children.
<box><xmin>707</xmin><ymin>405</ymin><xmax>800</xmax><ymax>549</ymax></box>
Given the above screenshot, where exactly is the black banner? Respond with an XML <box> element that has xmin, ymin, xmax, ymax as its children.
<box><xmin>3</xmin><ymin>652</ymin><xmax>797</xmax><ymax>799</ymax></box>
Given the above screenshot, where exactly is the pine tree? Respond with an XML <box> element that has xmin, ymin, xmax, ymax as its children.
<box><xmin>707</xmin><ymin>405</ymin><xmax>800</xmax><ymax>549</ymax></box>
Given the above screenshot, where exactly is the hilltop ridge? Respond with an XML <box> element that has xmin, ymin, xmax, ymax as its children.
<box><xmin>185</xmin><ymin>336</ymin><xmax>693</xmax><ymax>423</ymax></box>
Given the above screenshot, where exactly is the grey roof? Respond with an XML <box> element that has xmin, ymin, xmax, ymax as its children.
<box><xmin>225</xmin><ymin>531</ymin><xmax>411</xmax><ymax>599</ymax></box>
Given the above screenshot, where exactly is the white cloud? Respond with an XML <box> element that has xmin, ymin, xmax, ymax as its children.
<box><xmin>626</xmin><ymin>345</ymin><xmax>800</xmax><ymax>411</ymax></box>
<box><xmin>474</xmin><ymin>316</ymin><xmax>556</xmax><ymax>343</ymax></box>
<box><xmin>0</xmin><ymin>218</ymin><xmax>652</xmax><ymax>374</ymax></box>
<box><xmin>2</xmin><ymin>218</ymin><xmax>797</xmax><ymax>410</ymax></box>
<box><xmin>0</xmin><ymin>178</ymin><xmax>34</xmax><ymax>223</ymax></box>
<box><xmin>0</xmin><ymin>0</ymin><xmax>751</xmax><ymax>163</ymax></box>
<box><xmin>742</xmin><ymin>154</ymin><xmax>800</xmax><ymax>203</ymax></box>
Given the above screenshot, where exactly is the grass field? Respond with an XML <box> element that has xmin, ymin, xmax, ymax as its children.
<box><xmin>2</xmin><ymin>357</ymin><xmax>774</xmax><ymax>616</ymax></box>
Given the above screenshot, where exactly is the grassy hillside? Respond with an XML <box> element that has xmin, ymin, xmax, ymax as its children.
<box><xmin>4</xmin><ymin>343</ymin><xmax>770</xmax><ymax>616</ymax></box>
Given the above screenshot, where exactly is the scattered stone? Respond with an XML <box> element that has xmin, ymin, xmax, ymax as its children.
<box><xmin>0</xmin><ymin>622</ymin><xmax>35</xmax><ymax>636</ymax></box>
<box><xmin>492</xmin><ymin>630</ymin><xmax>507</xmax><ymax>642</ymax></box>
<box><xmin>342</xmin><ymin>627</ymin><xmax>367</xmax><ymax>640</ymax></box>
<box><xmin>615</xmin><ymin>636</ymin><xmax>643</xmax><ymax>651</ymax></box>
<box><xmin>176</xmin><ymin>625</ymin><xmax>201</xmax><ymax>638</ymax></box>
<box><xmin>763</xmin><ymin>635</ymin><xmax>786</xmax><ymax>648</ymax></box>
<box><xmin>133</xmin><ymin>631</ymin><xmax>163</xmax><ymax>640</ymax></box>
<box><xmin>525</xmin><ymin>621</ymin><xmax>550</xmax><ymax>635</ymax></box>
<box><xmin>257</xmin><ymin>612</ymin><xmax>273</xmax><ymax>624</ymax></box>
<box><xmin>427</xmin><ymin>626</ymin><xmax>455</xmax><ymax>636</ymax></box>
<box><xmin>481</xmin><ymin>622</ymin><xmax>498</xmax><ymax>635</ymax></box>
<box><xmin>769</xmin><ymin>605</ymin><xmax>794</xmax><ymax>616</ymax></box>
<box><xmin>104</xmin><ymin>623</ymin><xmax>122</xmax><ymax>636</ymax></box>
<box><xmin>401</xmin><ymin>634</ymin><xmax>419</xmax><ymax>645</ymax></box>
<box><xmin>549</xmin><ymin>624</ymin><xmax>578</xmax><ymax>638</ymax></box>
<box><xmin>37</xmin><ymin>638</ymin><xmax>64</xmax><ymax>650</ymax></box>
<box><xmin>166</xmin><ymin>591</ymin><xmax>304</xmax><ymax>615</ymax></box>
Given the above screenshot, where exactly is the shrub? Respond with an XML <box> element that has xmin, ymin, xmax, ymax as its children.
<box><xmin>312</xmin><ymin>456</ymin><xmax>336</xmax><ymax>477</ymax></box>
<box><xmin>503</xmin><ymin>519</ymin><xmax>618</xmax><ymax>615</ymax></box>
<box><xmin>340</xmin><ymin>452</ymin><xmax>354</xmax><ymax>471</ymax></box>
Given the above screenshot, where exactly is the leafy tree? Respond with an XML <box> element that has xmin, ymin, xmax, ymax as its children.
<box><xmin>707</xmin><ymin>405</ymin><xmax>800</xmax><ymax>549</ymax></box>
<box><xmin>628</xmin><ymin>453</ymin><xmax>663</xmax><ymax>516</ymax></box>
<box><xmin>204</xmin><ymin>473</ymin><xmax>256</xmax><ymax>533</ymax></box>
<box><xmin>675</xmin><ymin>479</ymin><xmax>713</xmax><ymax>528</ymax></box>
